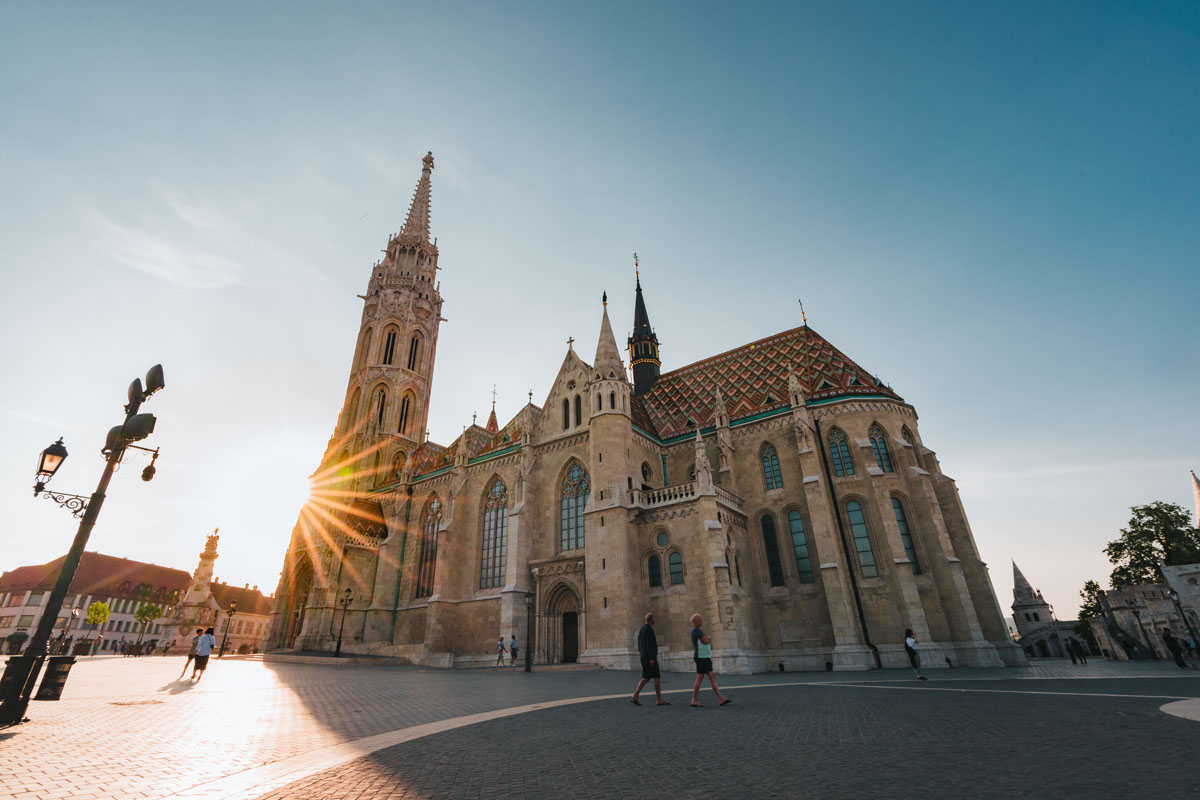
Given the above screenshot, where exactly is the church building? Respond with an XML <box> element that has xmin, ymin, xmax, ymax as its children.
<box><xmin>266</xmin><ymin>152</ymin><xmax>1024</xmax><ymax>673</ymax></box>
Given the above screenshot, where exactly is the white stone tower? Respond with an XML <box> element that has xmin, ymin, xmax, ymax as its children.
<box><xmin>326</xmin><ymin>152</ymin><xmax>445</xmax><ymax>489</ymax></box>
<box><xmin>1011</xmin><ymin>561</ymin><xmax>1055</xmax><ymax>639</ymax></box>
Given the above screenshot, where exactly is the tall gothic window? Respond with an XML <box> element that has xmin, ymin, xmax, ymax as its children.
<box><xmin>359</xmin><ymin>328</ymin><xmax>373</xmax><ymax>368</ymax></box>
<box><xmin>668</xmin><ymin>552</ymin><xmax>684</xmax><ymax>585</ymax></box>
<box><xmin>398</xmin><ymin>395</ymin><xmax>412</xmax><ymax>435</ymax></box>
<box><xmin>375</xmin><ymin>388</ymin><xmax>387</xmax><ymax>427</ymax></box>
<box><xmin>415</xmin><ymin>496</ymin><xmax>442</xmax><ymax>598</ymax></box>
<box><xmin>382</xmin><ymin>329</ymin><xmax>398</xmax><ymax>365</ymax></box>
<box><xmin>869</xmin><ymin>424</ymin><xmax>893</xmax><ymax>473</ymax></box>
<box><xmin>562</xmin><ymin>398</ymin><xmax>570</xmax><ymax>430</ymax></box>
<box><xmin>902</xmin><ymin>427</ymin><xmax>922</xmax><ymax>468</ymax></box>
<box><xmin>829</xmin><ymin>428</ymin><xmax>854</xmax><ymax>477</ymax></box>
<box><xmin>844</xmin><ymin>500</ymin><xmax>878</xmax><ymax>578</ymax></box>
<box><xmin>343</xmin><ymin>388</ymin><xmax>361</xmax><ymax>435</ymax></box>
<box><xmin>761</xmin><ymin>514</ymin><xmax>785</xmax><ymax>587</ymax></box>
<box><xmin>574</xmin><ymin>394</ymin><xmax>582</xmax><ymax>426</ymax></box>
<box><xmin>479</xmin><ymin>480</ymin><xmax>508</xmax><ymax>589</ymax></box>
<box><xmin>406</xmin><ymin>335</ymin><xmax>421</xmax><ymax>371</ymax></box>
<box><xmin>560</xmin><ymin>463</ymin><xmax>589</xmax><ymax>551</ymax></box>
<box><xmin>788</xmin><ymin>510</ymin><xmax>814</xmax><ymax>584</ymax></box>
<box><xmin>648</xmin><ymin>555</ymin><xmax>662</xmax><ymax>587</ymax></box>
<box><xmin>891</xmin><ymin>497</ymin><xmax>921</xmax><ymax>575</ymax></box>
<box><xmin>761</xmin><ymin>443</ymin><xmax>783</xmax><ymax>490</ymax></box>
<box><xmin>609</xmin><ymin>391</ymin><xmax>616</xmax><ymax>409</ymax></box>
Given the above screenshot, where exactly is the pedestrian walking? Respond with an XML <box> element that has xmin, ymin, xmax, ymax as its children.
<box><xmin>509</xmin><ymin>635</ymin><xmax>519</xmax><ymax>667</ymax></box>
<box><xmin>180</xmin><ymin>628</ymin><xmax>203</xmax><ymax>678</ymax></box>
<box><xmin>92</xmin><ymin>634</ymin><xmax>103</xmax><ymax>655</ymax></box>
<box><xmin>1161</xmin><ymin>629</ymin><xmax>1189</xmax><ymax>670</ymax></box>
<box><xmin>495</xmin><ymin>637</ymin><xmax>507</xmax><ymax>666</ymax></box>
<box><xmin>191</xmin><ymin>627</ymin><xmax>216</xmax><ymax>680</ymax></box>
<box><xmin>1066</xmin><ymin>639</ymin><xmax>1078</xmax><ymax>664</ymax></box>
<box><xmin>631</xmin><ymin>613</ymin><xmax>668</xmax><ymax>706</ymax></box>
<box><xmin>1077</xmin><ymin>640</ymin><xmax>1088</xmax><ymax>664</ymax></box>
<box><xmin>905</xmin><ymin>628</ymin><xmax>927</xmax><ymax>680</ymax></box>
<box><xmin>118</xmin><ymin>636</ymin><xmax>127</xmax><ymax>655</ymax></box>
<box><xmin>689</xmin><ymin>613</ymin><xmax>730</xmax><ymax>707</ymax></box>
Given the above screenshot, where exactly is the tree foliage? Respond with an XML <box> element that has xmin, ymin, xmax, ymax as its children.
<box><xmin>134</xmin><ymin>603</ymin><xmax>162</xmax><ymax>626</ymax></box>
<box><xmin>84</xmin><ymin>600</ymin><xmax>110</xmax><ymax>628</ymax></box>
<box><xmin>1078</xmin><ymin>580</ymin><xmax>1105</xmax><ymax>619</ymax></box>
<box><xmin>1105</xmin><ymin>501</ymin><xmax>1200</xmax><ymax>588</ymax></box>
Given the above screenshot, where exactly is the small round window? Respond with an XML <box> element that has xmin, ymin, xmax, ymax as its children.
<box><xmin>656</xmin><ymin>532</ymin><xmax>669</xmax><ymax>547</ymax></box>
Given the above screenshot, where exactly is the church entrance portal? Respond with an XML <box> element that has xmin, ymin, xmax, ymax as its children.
<box><xmin>285</xmin><ymin>557</ymin><xmax>314</xmax><ymax>649</ymax></box>
<box><xmin>562</xmin><ymin>611</ymin><xmax>579</xmax><ymax>663</ymax></box>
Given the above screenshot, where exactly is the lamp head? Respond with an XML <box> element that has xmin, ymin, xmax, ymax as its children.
<box><xmin>144</xmin><ymin>364</ymin><xmax>165</xmax><ymax>396</ymax></box>
<box><xmin>37</xmin><ymin>438</ymin><xmax>69</xmax><ymax>481</ymax></box>
<box><xmin>524</xmin><ymin>593</ymin><xmax>532</xmax><ymax>607</ymax></box>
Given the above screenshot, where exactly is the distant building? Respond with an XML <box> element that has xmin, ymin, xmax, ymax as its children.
<box><xmin>0</xmin><ymin>552</ymin><xmax>190</xmax><ymax>654</ymax></box>
<box><xmin>163</xmin><ymin>530</ymin><xmax>273</xmax><ymax>655</ymax></box>
<box><xmin>1011</xmin><ymin>562</ymin><xmax>1090</xmax><ymax>658</ymax></box>
<box><xmin>1090</xmin><ymin>583</ymin><xmax>1188</xmax><ymax>661</ymax></box>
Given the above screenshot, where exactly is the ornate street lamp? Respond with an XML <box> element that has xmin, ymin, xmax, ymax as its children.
<box><xmin>335</xmin><ymin>588</ymin><xmax>352</xmax><ymax>658</ymax></box>
<box><xmin>219</xmin><ymin>601</ymin><xmax>238</xmax><ymax>657</ymax></box>
<box><xmin>0</xmin><ymin>365</ymin><xmax>166</xmax><ymax>728</ymax></box>
<box><xmin>524</xmin><ymin>593</ymin><xmax>533</xmax><ymax>673</ymax></box>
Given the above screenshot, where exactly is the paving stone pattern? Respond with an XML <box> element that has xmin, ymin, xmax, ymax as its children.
<box><xmin>1</xmin><ymin>656</ymin><xmax>1196</xmax><ymax>800</ymax></box>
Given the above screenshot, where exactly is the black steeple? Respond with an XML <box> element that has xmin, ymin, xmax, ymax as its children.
<box><xmin>627</xmin><ymin>261</ymin><xmax>661</xmax><ymax>396</ymax></box>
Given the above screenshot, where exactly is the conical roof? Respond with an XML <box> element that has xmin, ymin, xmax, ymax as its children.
<box><xmin>593</xmin><ymin>295</ymin><xmax>625</xmax><ymax>379</ymax></box>
<box><xmin>400</xmin><ymin>151</ymin><xmax>434</xmax><ymax>242</ymax></box>
<box><xmin>632</xmin><ymin>275</ymin><xmax>654</xmax><ymax>341</ymax></box>
<box><xmin>1012</xmin><ymin>561</ymin><xmax>1036</xmax><ymax>603</ymax></box>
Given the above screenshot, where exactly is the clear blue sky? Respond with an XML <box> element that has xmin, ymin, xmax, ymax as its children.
<box><xmin>1</xmin><ymin>2</ymin><xmax>1197</xmax><ymax>617</ymax></box>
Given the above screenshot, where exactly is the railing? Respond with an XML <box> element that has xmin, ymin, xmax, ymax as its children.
<box><xmin>638</xmin><ymin>481</ymin><xmax>697</xmax><ymax>507</ymax></box>
<box><xmin>715</xmin><ymin>485</ymin><xmax>744</xmax><ymax>510</ymax></box>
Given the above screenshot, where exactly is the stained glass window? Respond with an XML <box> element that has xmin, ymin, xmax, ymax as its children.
<box><xmin>415</xmin><ymin>496</ymin><xmax>442</xmax><ymax>598</ymax></box>
<box><xmin>891</xmin><ymin>498</ymin><xmax>921</xmax><ymax>575</ymax></box>
<box><xmin>845</xmin><ymin>501</ymin><xmax>877</xmax><ymax>578</ymax></box>
<box><xmin>479</xmin><ymin>480</ymin><xmax>508</xmax><ymax>589</ymax></box>
<box><xmin>761</xmin><ymin>443</ymin><xmax>783</xmax><ymax>489</ymax></box>
<box><xmin>788</xmin><ymin>510</ymin><xmax>814</xmax><ymax>584</ymax></box>
<box><xmin>560</xmin><ymin>463</ymin><xmax>589</xmax><ymax>551</ymax></box>
<box><xmin>648</xmin><ymin>555</ymin><xmax>662</xmax><ymax>587</ymax></box>
<box><xmin>829</xmin><ymin>429</ymin><xmax>854</xmax><ymax>477</ymax></box>
<box><xmin>869</xmin><ymin>425</ymin><xmax>893</xmax><ymax>473</ymax></box>
<box><xmin>762</xmin><ymin>514</ymin><xmax>785</xmax><ymax>586</ymax></box>
<box><xmin>669</xmin><ymin>552</ymin><xmax>684</xmax><ymax>585</ymax></box>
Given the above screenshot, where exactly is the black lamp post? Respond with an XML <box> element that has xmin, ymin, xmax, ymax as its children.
<box><xmin>1166</xmin><ymin>588</ymin><xmax>1199</xmax><ymax>658</ymax></box>
<box><xmin>0</xmin><ymin>365</ymin><xmax>165</xmax><ymax>727</ymax></box>
<box><xmin>335</xmin><ymin>588</ymin><xmax>352</xmax><ymax>658</ymax></box>
<box><xmin>219</xmin><ymin>601</ymin><xmax>237</xmax><ymax>657</ymax></box>
<box><xmin>524</xmin><ymin>593</ymin><xmax>533</xmax><ymax>673</ymax></box>
<box><xmin>1129</xmin><ymin>602</ymin><xmax>1158</xmax><ymax>660</ymax></box>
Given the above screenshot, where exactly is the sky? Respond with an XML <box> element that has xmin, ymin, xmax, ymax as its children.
<box><xmin>1</xmin><ymin>2</ymin><xmax>1197</xmax><ymax>619</ymax></box>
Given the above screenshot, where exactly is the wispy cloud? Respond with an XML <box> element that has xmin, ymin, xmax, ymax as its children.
<box><xmin>149</xmin><ymin>181</ymin><xmax>233</xmax><ymax>232</ymax></box>
<box><xmin>87</xmin><ymin>210</ymin><xmax>245</xmax><ymax>289</ymax></box>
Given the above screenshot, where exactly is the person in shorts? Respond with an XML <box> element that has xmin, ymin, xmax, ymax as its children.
<box><xmin>689</xmin><ymin>613</ymin><xmax>730</xmax><ymax>707</ymax></box>
<box><xmin>180</xmin><ymin>628</ymin><xmax>203</xmax><ymax>678</ymax></box>
<box><xmin>631</xmin><ymin>613</ymin><xmax>667</xmax><ymax>706</ymax></box>
<box><xmin>509</xmin><ymin>635</ymin><xmax>519</xmax><ymax>667</ymax></box>
<box><xmin>495</xmin><ymin>637</ymin><xmax>507</xmax><ymax>666</ymax></box>
<box><xmin>191</xmin><ymin>627</ymin><xmax>216</xmax><ymax>681</ymax></box>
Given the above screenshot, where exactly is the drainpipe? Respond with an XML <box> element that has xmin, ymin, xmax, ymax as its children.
<box><xmin>390</xmin><ymin>488</ymin><xmax>413</xmax><ymax>644</ymax></box>
<box><xmin>813</xmin><ymin>416</ymin><xmax>878</xmax><ymax>667</ymax></box>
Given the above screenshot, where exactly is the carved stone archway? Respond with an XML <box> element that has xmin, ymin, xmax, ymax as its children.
<box><xmin>531</xmin><ymin>555</ymin><xmax>586</xmax><ymax>665</ymax></box>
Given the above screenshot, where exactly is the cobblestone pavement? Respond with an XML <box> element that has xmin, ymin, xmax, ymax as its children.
<box><xmin>2</xmin><ymin>656</ymin><xmax>1197</xmax><ymax>800</ymax></box>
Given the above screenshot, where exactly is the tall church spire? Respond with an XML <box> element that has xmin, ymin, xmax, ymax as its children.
<box><xmin>1012</xmin><ymin>561</ymin><xmax>1036</xmax><ymax>602</ymax></box>
<box><xmin>594</xmin><ymin>293</ymin><xmax>625</xmax><ymax>378</ymax></box>
<box><xmin>627</xmin><ymin>255</ymin><xmax>661</xmax><ymax>396</ymax></box>
<box><xmin>401</xmin><ymin>151</ymin><xmax>435</xmax><ymax>242</ymax></box>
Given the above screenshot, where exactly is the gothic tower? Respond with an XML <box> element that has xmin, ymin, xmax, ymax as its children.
<box><xmin>627</xmin><ymin>266</ymin><xmax>660</xmax><ymax>396</ymax></box>
<box><xmin>329</xmin><ymin>152</ymin><xmax>445</xmax><ymax>489</ymax></box>
<box><xmin>1011</xmin><ymin>561</ymin><xmax>1055</xmax><ymax>639</ymax></box>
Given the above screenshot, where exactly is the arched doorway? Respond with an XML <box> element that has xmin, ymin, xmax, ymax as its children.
<box><xmin>543</xmin><ymin>582</ymin><xmax>582</xmax><ymax>664</ymax></box>
<box><xmin>285</xmin><ymin>557</ymin><xmax>314</xmax><ymax>649</ymax></box>
<box><xmin>1036</xmin><ymin>640</ymin><xmax>1050</xmax><ymax>658</ymax></box>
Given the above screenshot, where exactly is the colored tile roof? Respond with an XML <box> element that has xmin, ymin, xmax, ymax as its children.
<box><xmin>639</xmin><ymin>325</ymin><xmax>901</xmax><ymax>439</ymax></box>
<box><xmin>0</xmin><ymin>552</ymin><xmax>191</xmax><ymax>607</ymax></box>
<box><xmin>409</xmin><ymin>441</ymin><xmax>447</xmax><ymax>475</ymax></box>
<box><xmin>330</xmin><ymin>498</ymin><xmax>387</xmax><ymax>539</ymax></box>
<box><xmin>209</xmin><ymin>583</ymin><xmax>275</xmax><ymax>616</ymax></box>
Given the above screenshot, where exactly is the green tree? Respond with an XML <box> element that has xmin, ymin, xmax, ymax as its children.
<box><xmin>134</xmin><ymin>603</ymin><xmax>162</xmax><ymax>643</ymax></box>
<box><xmin>1105</xmin><ymin>501</ymin><xmax>1200</xmax><ymax>588</ymax></box>
<box><xmin>1073</xmin><ymin>579</ymin><xmax>1105</xmax><ymax>646</ymax></box>
<box><xmin>84</xmin><ymin>600</ymin><xmax>110</xmax><ymax>648</ymax></box>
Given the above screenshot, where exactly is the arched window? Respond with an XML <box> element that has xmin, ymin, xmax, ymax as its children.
<box><xmin>648</xmin><ymin>555</ymin><xmax>662</xmax><ymax>587</ymax></box>
<box><xmin>480</xmin><ymin>480</ymin><xmax>508</xmax><ymax>589</ymax></box>
<box><xmin>844</xmin><ymin>501</ymin><xmax>877</xmax><ymax>578</ymax></box>
<box><xmin>398</xmin><ymin>395</ymin><xmax>412</xmax><ymax>435</ymax></box>
<box><xmin>375</xmin><ymin>388</ymin><xmax>387</xmax><ymax>427</ymax></box>
<box><xmin>761</xmin><ymin>514</ymin><xmax>785</xmax><ymax>587</ymax></box>
<box><xmin>902</xmin><ymin>427</ymin><xmax>922</xmax><ymax>468</ymax></box>
<box><xmin>406</xmin><ymin>334</ymin><xmax>421</xmax><ymax>371</ymax></box>
<box><xmin>391</xmin><ymin>451</ymin><xmax>407</xmax><ymax>479</ymax></box>
<box><xmin>761</xmin><ymin>443</ymin><xmax>783</xmax><ymax>490</ymax></box>
<box><xmin>891</xmin><ymin>497</ymin><xmax>921</xmax><ymax>575</ymax></box>
<box><xmin>597</xmin><ymin>393</ymin><xmax>601</xmax><ymax>411</ymax></box>
<box><xmin>560</xmin><ymin>463</ymin><xmax>589</xmax><ymax>551</ymax></box>
<box><xmin>382</xmin><ymin>329</ymin><xmax>398</xmax><ymax>365</ymax></box>
<box><xmin>609</xmin><ymin>391</ymin><xmax>616</xmax><ymax>409</ymax></box>
<box><xmin>415</xmin><ymin>496</ymin><xmax>442</xmax><ymax>598</ymax></box>
<box><xmin>668</xmin><ymin>552</ymin><xmax>684</xmax><ymax>585</ymax></box>
<box><xmin>869</xmin><ymin>425</ymin><xmax>893</xmax><ymax>473</ymax></box>
<box><xmin>343</xmin><ymin>387</ymin><xmax>361</xmax><ymax>435</ymax></box>
<box><xmin>788</xmin><ymin>510</ymin><xmax>814</xmax><ymax>584</ymax></box>
<box><xmin>562</xmin><ymin>398</ymin><xmax>570</xmax><ymax>430</ymax></box>
<box><xmin>574</xmin><ymin>394</ymin><xmax>582</xmax><ymax>426</ymax></box>
<box><xmin>735</xmin><ymin>555</ymin><xmax>743</xmax><ymax>586</ymax></box>
<box><xmin>829</xmin><ymin>428</ymin><xmax>854</xmax><ymax>477</ymax></box>
<box><xmin>359</xmin><ymin>328</ymin><xmax>373</xmax><ymax>368</ymax></box>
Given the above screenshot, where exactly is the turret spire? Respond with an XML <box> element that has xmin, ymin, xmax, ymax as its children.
<box><xmin>594</xmin><ymin>296</ymin><xmax>625</xmax><ymax>378</ymax></box>
<box><xmin>401</xmin><ymin>151</ymin><xmax>435</xmax><ymax>242</ymax></box>
<box><xmin>1012</xmin><ymin>561</ymin><xmax>1036</xmax><ymax>602</ymax></box>
<box><xmin>1191</xmin><ymin>469</ymin><xmax>1200</xmax><ymax>527</ymax></box>
<box><xmin>628</xmin><ymin>255</ymin><xmax>661</xmax><ymax>396</ymax></box>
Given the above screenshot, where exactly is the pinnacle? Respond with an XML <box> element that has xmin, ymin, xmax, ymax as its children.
<box><xmin>400</xmin><ymin>151</ymin><xmax>434</xmax><ymax>242</ymax></box>
<box><xmin>593</xmin><ymin>305</ymin><xmax>625</xmax><ymax>378</ymax></box>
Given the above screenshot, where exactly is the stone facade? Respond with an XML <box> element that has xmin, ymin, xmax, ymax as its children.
<box><xmin>266</xmin><ymin>153</ymin><xmax>1024</xmax><ymax>673</ymax></box>
<box><xmin>1010</xmin><ymin>562</ymin><xmax>1090</xmax><ymax>658</ymax></box>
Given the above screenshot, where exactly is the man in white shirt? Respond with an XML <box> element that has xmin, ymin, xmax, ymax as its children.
<box><xmin>191</xmin><ymin>627</ymin><xmax>217</xmax><ymax>681</ymax></box>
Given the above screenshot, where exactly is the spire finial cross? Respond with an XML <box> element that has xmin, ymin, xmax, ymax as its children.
<box><xmin>634</xmin><ymin>252</ymin><xmax>639</xmax><ymax>277</ymax></box>
<box><xmin>798</xmin><ymin>298</ymin><xmax>808</xmax><ymax>326</ymax></box>
<box><xmin>490</xmin><ymin>384</ymin><xmax>497</xmax><ymax>409</ymax></box>
<box><xmin>567</xmin><ymin>336</ymin><xmax>575</xmax><ymax>350</ymax></box>
<box><xmin>528</xmin><ymin>389</ymin><xmax>533</xmax><ymax>404</ymax></box>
